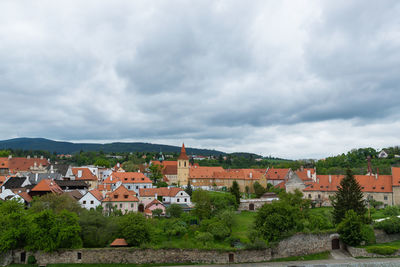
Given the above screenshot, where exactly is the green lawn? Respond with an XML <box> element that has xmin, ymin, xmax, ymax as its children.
<box><xmin>359</xmin><ymin>240</ymin><xmax>400</xmax><ymax>249</ymax></box>
<box><xmin>231</xmin><ymin>211</ymin><xmax>257</xmax><ymax>243</ymax></box>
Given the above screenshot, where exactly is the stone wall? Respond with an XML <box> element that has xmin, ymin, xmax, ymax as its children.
<box><xmin>347</xmin><ymin>246</ymin><xmax>400</xmax><ymax>258</ymax></box>
<box><xmin>271</xmin><ymin>233</ymin><xmax>333</xmax><ymax>259</ymax></box>
<box><xmin>374</xmin><ymin>229</ymin><xmax>400</xmax><ymax>244</ymax></box>
<box><xmin>11</xmin><ymin>233</ymin><xmax>336</xmax><ymax>265</ymax></box>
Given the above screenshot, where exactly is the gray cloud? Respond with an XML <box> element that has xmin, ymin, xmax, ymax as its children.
<box><xmin>0</xmin><ymin>0</ymin><xmax>400</xmax><ymax>158</ymax></box>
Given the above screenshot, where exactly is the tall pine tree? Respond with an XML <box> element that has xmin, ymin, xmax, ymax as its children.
<box><xmin>331</xmin><ymin>169</ymin><xmax>366</xmax><ymax>224</ymax></box>
<box><xmin>185</xmin><ymin>180</ymin><xmax>193</xmax><ymax>196</ymax></box>
<box><xmin>230</xmin><ymin>181</ymin><xmax>241</xmax><ymax>206</ymax></box>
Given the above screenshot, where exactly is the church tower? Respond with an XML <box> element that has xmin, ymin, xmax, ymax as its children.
<box><xmin>177</xmin><ymin>143</ymin><xmax>190</xmax><ymax>186</ymax></box>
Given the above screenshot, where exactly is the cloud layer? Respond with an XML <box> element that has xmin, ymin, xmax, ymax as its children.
<box><xmin>1</xmin><ymin>0</ymin><xmax>400</xmax><ymax>159</ymax></box>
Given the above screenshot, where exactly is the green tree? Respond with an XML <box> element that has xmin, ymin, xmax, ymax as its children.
<box><xmin>337</xmin><ymin>210</ymin><xmax>365</xmax><ymax>246</ymax></box>
<box><xmin>94</xmin><ymin>158</ymin><xmax>110</xmax><ymax>168</ymax></box>
<box><xmin>192</xmin><ymin>189</ymin><xmax>212</xmax><ymax>220</ymax></box>
<box><xmin>30</xmin><ymin>194</ymin><xmax>83</xmax><ymax>214</ymax></box>
<box><xmin>253</xmin><ymin>182</ymin><xmax>266</xmax><ymax>198</ymax></box>
<box><xmin>118</xmin><ymin>213</ymin><xmax>151</xmax><ymax>246</ymax></box>
<box><xmin>229</xmin><ymin>181</ymin><xmax>241</xmax><ymax>206</ymax></box>
<box><xmin>195</xmin><ymin>232</ymin><xmax>213</xmax><ymax>246</ymax></box>
<box><xmin>149</xmin><ymin>164</ymin><xmax>163</xmax><ymax>184</ymax></box>
<box><xmin>166</xmin><ymin>204</ymin><xmax>183</xmax><ymax>218</ymax></box>
<box><xmin>331</xmin><ymin>169</ymin><xmax>366</xmax><ymax>224</ymax></box>
<box><xmin>185</xmin><ymin>180</ymin><xmax>193</xmax><ymax>196</ymax></box>
<box><xmin>152</xmin><ymin>208</ymin><xmax>163</xmax><ymax>218</ymax></box>
<box><xmin>255</xmin><ymin>201</ymin><xmax>300</xmax><ymax>242</ymax></box>
<box><xmin>0</xmin><ymin>200</ymin><xmax>29</xmax><ymax>252</ymax></box>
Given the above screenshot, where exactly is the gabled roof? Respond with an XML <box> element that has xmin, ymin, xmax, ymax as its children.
<box><xmin>275</xmin><ymin>181</ymin><xmax>286</xmax><ymax>189</ymax></box>
<box><xmin>64</xmin><ymin>190</ymin><xmax>83</xmax><ymax>200</ymax></box>
<box><xmin>0</xmin><ymin>158</ymin><xmax>9</xmax><ymax>169</ymax></box>
<box><xmin>189</xmin><ymin>166</ymin><xmax>224</xmax><ymax>178</ymax></box>
<box><xmin>31</xmin><ymin>179</ymin><xmax>63</xmax><ymax>194</ymax></box>
<box><xmin>392</xmin><ymin>167</ymin><xmax>400</xmax><ymax>186</ymax></box>
<box><xmin>18</xmin><ymin>191</ymin><xmax>33</xmax><ymax>203</ymax></box>
<box><xmin>103</xmin><ymin>172</ymin><xmax>152</xmax><ymax>184</ymax></box>
<box><xmin>145</xmin><ymin>199</ymin><xmax>165</xmax><ymax>209</ymax></box>
<box><xmin>72</xmin><ymin>168</ymin><xmax>97</xmax><ymax>181</ymax></box>
<box><xmin>139</xmin><ymin>187</ymin><xmax>183</xmax><ymax>197</ymax></box>
<box><xmin>295</xmin><ymin>168</ymin><xmax>315</xmax><ymax>181</ymax></box>
<box><xmin>2</xmin><ymin>177</ymin><xmax>26</xmax><ymax>189</ymax></box>
<box><xmin>152</xmin><ymin>161</ymin><xmax>177</xmax><ymax>167</ymax></box>
<box><xmin>7</xmin><ymin>157</ymin><xmax>49</xmax><ymax>172</ymax></box>
<box><xmin>98</xmin><ymin>184</ymin><xmax>112</xmax><ymax>191</ymax></box>
<box><xmin>89</xmin><ymin>189</ymin><xmax>103</xmax><ymax>201</ymax></box>
<box><xmin>55</xmin><ymin>180</ymin><xmax>89</xmax><ymax>188</ymax></box>
<box><xmin>103</xmin><ymin>185</ymin><xmax>139</xmax><ymax>202</ymax></box>
<box><xmin>28</xmin><ymin>173</ymin><xmax>62</xmax><ymax>184</ymax></box>
<box><xmin>265</xmin><ymin>168</ymin><xmax>290</xmax><ymax>180</ymax></box>
<box><xmin>303</xmin><ymin>174</ymin><xmax>393</xmax><ymax>193</ymax></box>
<box><xmin>163</xmin><ymin>165</ymin><xmax>178</xmax><ymax>175</ymax></box>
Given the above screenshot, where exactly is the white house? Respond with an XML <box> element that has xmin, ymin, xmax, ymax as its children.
<box><xmin>79</xmin><ymin>189</ymin><xmax>103</xmax><ymax>210</ymax></box>
<box><xmin>103</xmin><ymin>172</ymin><xmax>153</xmax><ymax>194</ymax></box>
<box><xmin>138</xmin><ymin>187</ymin><xmax>191</xmax><ymax>205</ymax></box>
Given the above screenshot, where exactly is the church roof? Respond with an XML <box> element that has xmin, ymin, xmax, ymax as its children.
<box><xmin>178</xmin><ymin>143</ymin><xmax>189</xmax><ymax>160</ymax></box>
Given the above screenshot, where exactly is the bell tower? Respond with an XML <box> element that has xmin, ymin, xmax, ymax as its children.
<box><xmin>177</xmin><ymin>143</ymin><xmax>190</xmax><ymax>186</ymax></box>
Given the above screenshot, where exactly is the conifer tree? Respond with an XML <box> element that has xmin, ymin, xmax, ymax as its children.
<box><xmin>230</xmin><ymin>181</ymin><xmax>241</xmax><ymax>205</ymax></box>
<box><xmin>331</xmin><ymin>169</ymin><xmax>366</xmax><ymax>224</ymax></box>
<box><xmin>185</xmin><ymin>180</ymin><xmax>193</xmax><ymax>196</ymax></box>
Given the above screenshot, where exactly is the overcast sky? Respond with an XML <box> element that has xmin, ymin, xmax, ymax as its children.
<box><xmin>1</xmin><ymin>0</ymin><xmax>400</xmax><ymax>159</ymax></box>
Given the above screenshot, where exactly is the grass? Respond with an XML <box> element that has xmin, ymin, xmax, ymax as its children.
<box><xmin>231</xmin><ymin>211</ymin><xmax>257</xmax><ymax>243</ymax></box>
<box><xmin>269</xmin><ymin>251</ymin><xmax>331</xmax><ymax>262</ymax></box>
<box><xmin>359</xmin><ymin>240</ymin><xmax>400</xmax><ymax>249</ymax></box>
<box><xmin>9</xmin><ymin>264</ymin><xmax>198</xmax><ymax>267</ymax></box>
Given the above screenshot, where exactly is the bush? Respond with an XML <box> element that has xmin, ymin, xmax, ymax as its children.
<box><xmin>244</xmin><ymin>238</ymin><xmax>268</xmax><ymax>250</ymax></box>
<box><xmin>308</xmin><ymin>213</ymin><xmax>334</xmax><ymax>231</ymax></box>
<box><xmin>383</xmin><ymin>206</ymin><xmax>400</xmax><ymax>217</ymax></box>
<box><xmin>366</xmin><ymin>246</ymin><xmax>398</xmax><ymax>255</ymax></box>
<box><xmin>27</xmin><ymin>255</ymin><xmax>36</xmax><ymax>264</ymax></box>
<box><xmin>337</xmin><ymin>210</ymin><xmax>364</xmax><ymax>246</ymax></box>
<box><xmin>209</xmin><ymin>221</ymin><xmax>230</xmax><ymax>240</ymax></box>
<box><xmin>195</xmin><ymin>232</ymin><xmax>213</xmax><ymax>245</ymax></box>
<box><xmin>375</xmin><ymin>216</ymin><xmax>400</xmax><ymax>234</ymax></box>
<box><xmin>360</xmin><ymin>224</ymin><xmax>376</xmax><ymax>245</ymax></box>
<box><xmin>118</xmin><ymin>213</ymin><xmax>151</xmax><ymax>246</ymax></box>
<box><xmin>166</xmin><ymin>204</ymin><xmax>183</xmax><ymax>218</ymax></box>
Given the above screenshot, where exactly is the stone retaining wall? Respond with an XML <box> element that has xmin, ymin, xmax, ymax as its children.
<box><xmin>11</xmin><ymin>233</ymin><xmax>335</xmax><ymax>265</ymax></box>
<box><xmin>347</xmin><ymin>246</ymin><xmax>400</xmax><ymax>258</ymax></box>
<box><xmin>374</xmin><ymin>229</ymin><xmax>400</xmax><ymax>244</ymax></box>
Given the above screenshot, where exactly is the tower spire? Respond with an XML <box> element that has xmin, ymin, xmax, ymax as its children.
<box><xmin>178</xmin><ymin>143</ymin><xmax>189</xmax><ymax>160</ymax></box>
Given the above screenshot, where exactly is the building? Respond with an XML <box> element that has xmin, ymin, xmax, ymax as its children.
<box><xmin>103</xmin><ymin>172</ymin><xmax>153</xmax><ymax>194</ymax></box>
<box><xmin>239</xmin><ymin>192</ymin><xmax>279</xmax><ymax>211</ymax></box>
<box><xmin>138</xmin><ymin>187</ymin><xmax>191</xmax><ymax>205</ymax></box>
<box><xmin>102</xmin><ymin>185</ymin><xmax>139</xmax><ymax>214</ymax></box>
<box><xmin>29</xmin><ymin>179</ymin><xmax>63</xmax><ymax>198</ymax></box>
<box><xmin>65</xmin><ymin>167</ymin><xmax>99</xmax><ymax>189</ymax></box>
<box><xmin>177</xmin><ymin>143</ymin><xmax>190</xmax><ymax>185</ymax></box>
<box><xmin>0</xmin><ymin>156</ymin><xmax>49</xmax><ymax>174</ymax></box>
<box><xmin>79</xmin><ymin>189</ymin><xmax>103</xmax><ymax>210</ymax></box>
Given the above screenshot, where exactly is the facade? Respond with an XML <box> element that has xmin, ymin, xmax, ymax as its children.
<box><xmin>138</xmin><ymin>187</ymin><xmax>191</xmax><ymax>205</ymax></box>
<box><xmin>177</xmin><ymin>144</ymin><xmax>190</xmax><ymax>185</ymax></box>
<box><xmin>66</xmin><ymin>167</ymin><xmax>99</xmax><ymax>189</ymax></box>
<box><xmin>102</xmin><ymin>185</ymin><xmax>139</xmax><ymax>214</ymax></box>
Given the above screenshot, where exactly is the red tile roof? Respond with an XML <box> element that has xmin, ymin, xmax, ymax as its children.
<box><xmin>72</xmin><ymin>168</ymin><xmax>98</xmax><ymax>181</ymax></box>
<box><xmin>89</xmin><ymin>189</ymin><xmax>103</xmax><ymax>201</ymax></box>
<box><xmin>189</xmin><ymin>166</ymin><xmax>264</xmax><ymax>180</ymax></box>
<box><xmin>163</xmin><ymin>165</ymin><xmax>178</xmax><ymax>175</ymax></box>
<box><xmin>145</xmin><ymin>199</ymin><xmax>164</xmax><ymax>209</ymax></box>
<box><xmin>31</xmin><ymin>179</ymin><xmax>63</xmax><ymax>194</ymax></box>
<box><xmin>189</xmin><ymin>166</ymin><xmax>224</xmax><ymax>178</ymax></box>
<box><xmin>304</xmin><ymin>174</ymin><xmax>393</xmax><ymax>193</ymax></box>
<box><xmin>0</xmin><ymin>157</ymin><xmax>49</xmax><ymax>172</ymax></box>
<box><xmin>275</xmin><ymin>181</ymin><xmax>286</xmax><ymax>189</ymax></box>
<box><xmin>139</xmin><ymin>187</ymin><xmax>183</xmax><ymax>197</ymax></box>
<box><xmin>178</xmin><ymin>143</ymin><xmax>189</xmax><ymax>160</ymax></box>
<box><xmin>152</xmin><ymin>161</ymin><xmax>177</xmax><ymax>167</ymax></box>
<box><xmin>98</xmin><ymin>184</ymin><xmax>112</xmax><ymax>191</ymax></box>
<box><xmin>103</xmin><ymin>172</ymin><xmax>152</xmax><ymax>184</ymax></box>
<box><xmin>110</xmin><ymin>238</ymin><xmax>128</xmax><ymax>247</ymax></box>
<box><xmin>103</xmin><ymin>185</ymin><xmax>139</xmax><ymax>202</ymax></box>
<box><xmin>265</xmin><ymin>168</ymin><xmax>290</xmax><ymax>180</ymax></box>
<box><xmin>0</xmin><ymin>158</ymin><xmax>9</xmax><ymax>169</ymax></box>
<box><xmin>392</xmin><ymin>167</ymin><xmax>400</xmax><ymax>186</ymax></box>
<box><xmin>295</xmin><ymin>168</ymin><xmax>315</xmax><ymax>182</ymax></box>
<box><xmin>18</xmin><ymin>192</ymin><xmax>33</xmax><ymax>202</ymax></box>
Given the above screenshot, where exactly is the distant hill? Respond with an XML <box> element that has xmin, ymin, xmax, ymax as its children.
<box><xmin>0</xmin><ymin>138</ymin><xmax>226</xmax><ymax>156</ymax></box>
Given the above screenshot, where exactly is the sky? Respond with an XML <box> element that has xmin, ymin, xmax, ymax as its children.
<box><xmin>1</xmin><ymin>0</ymin><xmax>400</xmax><ymax>159</ymax></box>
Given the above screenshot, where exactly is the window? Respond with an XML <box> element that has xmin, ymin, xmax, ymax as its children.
<box><xmin>318</xmin><ymin>194</ymin><xmax>321</xmax><ymax>199</ymax></box>
<box><xmin>114</xmin><ymin>194</ymin><xmax>118</xmax><ymax>199</ymax></box>
<box><xmin>177</xmin><ymin>199</ymin><xmax>180</xmax><ymax>202</ymax></box>
<box><xmin>128</xmin><ymin>186</ymin><xmax>131</xmax><ymax>189</ymax></box>
<box><xmin>90</xmin><ymin>201</ymin><xmax>94</xmax><ymax>204</ymax></box>
<box><xmin>308</xmin><ymin>194</ymin><xmax>311</xmax><ymax>198</ymax></box>
<box><xmin>381</xmin><ymin>187</ymin><xmax>385</xmax><ymax>190</ymax></box>
<box><xmin>181</xmin><ymin>192</ymin><xmax>183</xmax><ymax>195</ymax></box>
<box><xmin>372</xmin><ymin>187</ymin><xmax>376</xmax><ymax>189</ymax></box>
<box><xmin>124</xmin><ymin>195</ymin><xmax>128</xmax><ymax>199</ymax></box>
<box><xmin>184</xmin><ymin>198</ymin><xmax>187</xmax><ymax>202</ymax></box>
<box><xmin>144</xmin><ymin>186</ymin><xmax>146</xmax><ymax>189</ymax></box>
<box><xmin>384</xmin><ymin>196</ymin><xmax>388</xmax><ymax>200</ymax></box>
<box><xmin>120</xmin><ymin>204</ymin><xmax>123</xmax><ymax>208</ymax></box>
<box><xmin>136</xmin><ymin>186</ymin><xmax>139</xmax><ymax>189</ymax></box>
<box><xmin>163</xmin><ymin>198</ymin><xmax>166</xmax><ymax>201</ymax></box>
<box><xmin>77</xmin><ymin>252</ymin><xmax>82</xmax><ymax>260</ymax></box>
<box><xmin>131</xmin><ymin>203</ymin><xmax>134</xmax><ymax>208</ymax></box>
<box><xmin>83</xmin><ymin>201</ymin><xmax>86</xmax><ymax>204</ymax></box>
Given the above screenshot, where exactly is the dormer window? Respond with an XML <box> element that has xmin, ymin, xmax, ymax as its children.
<box><xmin>141</xmin><ymin>178</ymin><xmax>144</xmax><ymax>181</ymax></box>
<box><xmin>320</xmin><ymin>186</ymin><xmax>323</xmax><ymax>188</ymax></box>
<box><xmin>124</xmin><ymin>178</ymin><xmax>128</xmax><ymax>181</ymax></box>
<box><xmin>372</xmin><ymin>187</ymin><xmax>376</xmax><ymax>189</ymax></box>
<box><xmin>124</xmin><ymin>195</ymin><xmax>128</xmax><ymax>199</ymax></box>
<box><xmin>114</xmin><ymin>195</ymin><xmax>118</xmax><ymax>199</ymax></box>
<box><xmin>381</xmin><ymin>187</ymin><xmax>384</xmax><ymax>190</ymax></box>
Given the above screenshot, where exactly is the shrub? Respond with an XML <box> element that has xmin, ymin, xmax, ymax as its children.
<box><xmin>195</xmin><ymin>232</ymin><xmax>213</xmax><ymax>245</ymax></box>
<box><xmin>27</xmin><ymin>255</ymin><xmax>36</xmax><ymax>264</ymax></box>
<box><xmin>308</xmin><ymin>213</ymin><xmax>334</xmax><ymax>231</ymax></box>
<box><xmin>360</xmin><ymin>224</ymin><xmax>376</xmax><ymax>245</ymax></box>
<box><xmin>118</xmin><ymin>213</ymin><xmax>151</xmax><ymax>246</ymax></box>
<box><xmin>337</xmin><ymin>210</ymin><xmax>364</xmax><ymax>246</ymax></box>
<box><xmin>209</xmin><ymin>221</ymin><xmax>230</xmax><ymax>240</ymax></box>
<box><xmin>383</xmin><ymin>206</ymin><xmax>400</xmax><ymax>217</ymax></box>
<box><xmin>375</xmin><ymin>216</ymin><xmax>400</xmax><ymax>234</ymax></box>
<box><xmin>244</xmin><ymin>238</ymin><xmax>268</xmax><ymax>250</ymax></box>
<box><xmin>366</xmin><ymin>246</ymin><xmax>398</xmax><ymax>255</ymax></box>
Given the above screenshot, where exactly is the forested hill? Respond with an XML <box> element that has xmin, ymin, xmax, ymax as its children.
<box><xmin>0</xmin><ymin>138</ymin><xmax>225</xmax><ymax>156</ymax></box>
<box><xmin>316</xmin><ymin>147</ymin><xmax>400</xmax><ymax>175</ymax></box>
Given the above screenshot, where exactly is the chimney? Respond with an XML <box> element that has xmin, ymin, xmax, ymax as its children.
<box><xmin>307</xmin><ymin>170</ymin><xmax>311</xmax><ymax>179</ymax></box>
<box><xmin>155</xmin><ymin>193</ymin><xmax>158</xmax><ymax>199</ymax></box>
<box><xmin>329</xmin><ymin>175</ymin><xmax>332</xmax><ymax>184</ymax></box>
<box><xmin>249</xmin><ymin>172</ymin><xmax>253</xmax><ymax>178</ymax></box>
<box><xmin>40</xmin><ymin>155</ymin><xmax>43</xmax><ymax>160</ymax></box>
<box><xmin>117</xmin><ymin>163</ymin><xmax>120</xmax><ymax>168</ymax></box>
<box><xmin>375</xmin><ymin>173</ymin><xmax>378</xmax><ymax>180</ymax></box>
<box><xmin>27</xmin><ymin>155</ymin><xmax>30</xmax><ymax>159</ymax></box>
<box><xmin>50</xmin><ymin>165</ymin><xmax>54</xmax><ymax>173</ymax></box>
<box><xmin>8</xmin><ymin>155</ymin><xmax>12</xmax><ymax>159</ymax></box>
<box><xmin>78</xmin><ymin>170</ymin><xmax>82</xmax><ymax>178</ymax></box>
<box><xmin>35</xmin><ymin>173</ymin><xmax>38</xmax><ymax>182</ymax></box>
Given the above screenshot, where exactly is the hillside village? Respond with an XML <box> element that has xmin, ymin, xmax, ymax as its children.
<box><xmin>1</xmin><ymin>143</ymin><xmax>400</xmax><ymax>213</ymax></box>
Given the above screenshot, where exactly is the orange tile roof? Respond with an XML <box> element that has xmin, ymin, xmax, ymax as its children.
<box><xmin>2</xmin><ymin>157</ymin><xmax>49</xmax><ymax>172</ymax></box>
<box><xmin>18</xmin><ymin>191</ymin><xmax>33</xmax><ymax>202</ymax></box>
<box><xmin>392</xmin><ymin>167</ymin><xmax>400</xmax><ymax>186</ymax></box>
<box><xmin>0</xmin><ymin>175</ymin><xmax>8</xmax><ymax>184</ymax></box>
<box><xmin>98</xmin><ymin>184</ymin><xmax>112</xmax><ymax>191</ymax></box>
<box><xmin>304</xmin><ymin>174</ymin><xmax>393</xmax><ymax>193</ymax></box>
<box><xmin>89</xmin><ymin>189</ymin><xmax>103</xmax><ymax>201</ymax></box>
<box><xmin>110</xmin><ymin>238</ymin><xmax>128</xmax><ymax>247</ymax></box>
<box><xmin>152</xmin><ymin>161</ymin><xmax>177</xmax><ymax>167</ymax></box>
<box><xmin>189</xmin><ymin>166</ymin><xmax>224</xmax><ymax>178</ymax></box>
<box><xmin>139</xmin><ymin>187</ymin><xmax>183</xmax><ymax>197</ymax></box>
<box><xmin>103</xmin><ymin>185</ymin><xmax>139</xmax><ymax>202</ymax></box>
<box><xmin>178</xmin><ymin>143</ymin><xmax>189</xmax><ymax>160</ymax></box>
<box><xmin>103</xmin><ymin>172</ymin><xmax>152</xmax><ymax>184</ymax></box>
<box><xmin>31</xmin><ymin>179</ymin><xmax>63</xmax><ymax>194</ymax></box>
<box><xmin>275</xmin><ymin>181</ymin><xmax>286</xmax><ymax>189</ymax></box>
<box><xmin>266</xmin><ymin>168</ymin><xmax>290</xmax><ymax>180</ymax></box>
<box><xmin>72</xmin><ymin>168</ymin><xmax>98</xmax><ymax>181</ymax></box>
<box><xmin>295</xmin><ymin>168</ymin><xmax>315</xmax><ymax>181</ymax></box>
<box><xmin>0</xmin><ymin>158</ymin><xmax>9</xmax><ymax>169</ymax></box>
<box><xmin>145</xmin><ymin>199</ymin><xmax>164</xmax><ymax>209</ymax></box>
<box><xmin>189</xmin><ymin>166</ymin><xmax>264</xmax><ymax>180</ymax></box>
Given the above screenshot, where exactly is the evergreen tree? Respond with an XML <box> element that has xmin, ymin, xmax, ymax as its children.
<box><xmin>229</xmin><ymin>181</ymin><xmax>241</xmax><ymax>205</ymax></box>
<box><xmin>185</xmin><ymin>180</ymin><xmax>193</xmax><ymax>196</ymax></box>
<box><xmin>331</xmin><ymin>169</ymin><xmax>366</xmax><ymax>224</ymax></box>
